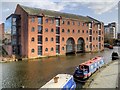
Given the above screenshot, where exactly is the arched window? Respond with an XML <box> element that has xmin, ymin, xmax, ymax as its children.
<box><xmin>45</xmin><ymin>48</ymin><xmax>48</xmax><ymax>52</ymax></box>
<box><xmin>45</xmin><ymin>28</ymin><xmax>48</xmax><ymax>32</ymax></box>
<box><xmin>31</xmin><ymin>37</ymin><xmax>34</xmax><ymax>42</ymax></box>
<box><xmin>67</xmin><ymin>21</ymin><xmax>70</xmax><ymax>25</ymax></box>
<box><xmin>67</xmin><ymin>29</ymin><xmax>70</xmax><ymax>33</ymax></box>
<box><xmin>51</xmin><ymin>28</ymin><xmax>54</xmax><ymax>32</ymax></box>
<box><xmin>31</xmin><ymin>27</ymin><xmax>35</xmax><ymax>32</ymax></box>
<box><xmin>45</xmin><ymin>37</ymin><xmax>48</xmax><ymax>41</ymax></box>
<box><xmin>31</xmin><ymin>49</ymin><xmax>35</xmax><ymax>53</ymax></box>
<box><xmin>51</xmin><ymin>37</ymin><xmax>54</xmax><ymax>41</ymax></box>
<box><xmin>51</xmin><ymin>47</ymin><xmax>54</xmax><ymax>51</ymax></box>
<box><xmin>62</xmin><ymin>37</ymin><xmax>64</xmax><ymax>41</ymax></box>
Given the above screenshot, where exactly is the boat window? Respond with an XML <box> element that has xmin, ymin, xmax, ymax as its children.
<box><xmin>90</xmin><ymin>65</ymin><xmax>93</xmax><ymax>69</ymax></box>
<box><xmin>79</xmin><ymin>65</ymin><xmax>89</xmax><ymax>71</ymax></box>
<box><xmin>98</xmin><ymin>61</ymin><xmax>99</xmax><ymax>64</ymax></box>
<box><xmin>95</xmin><ymin>63</ymin><xmax>97</xmax><ymax>67</ymax></box>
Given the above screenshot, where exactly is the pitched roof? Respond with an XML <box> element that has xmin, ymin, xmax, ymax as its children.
<box><xmin>18</xmin><ymin>4</ymin><xmax>101</xmax><ymax>23</ymax></box>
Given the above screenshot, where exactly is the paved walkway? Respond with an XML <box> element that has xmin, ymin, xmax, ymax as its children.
<box><xmin>90</xmin><ymin>60</ymin><xmax>119</xmax><ymax>88</ymax></box>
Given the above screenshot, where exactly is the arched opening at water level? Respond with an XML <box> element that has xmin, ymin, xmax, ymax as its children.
<box><xmin>66</xmin><ymin>37</ymin><xmax>75</xmax><ymax>55</ymax></box>
<box><xmin>77</xmin><ymin>37</ymin><xmax>85</xmax><ymax>53</ymax></box>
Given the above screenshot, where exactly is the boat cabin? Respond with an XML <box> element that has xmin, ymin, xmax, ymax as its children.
<box><xmin>73</xmin><ymin>56</ymin><xmax>104</xmax><ymax>80</ymax></box>
<box><xmin>40</xmin><ymin>74</ymin><xmax>76</xmax><ymax>90</ymax></box>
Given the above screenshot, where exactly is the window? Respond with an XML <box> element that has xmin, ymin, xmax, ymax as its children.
<box><xmin>67</xmin><ymin>29</ymin><xmax>70</xmax><ymax>33</ymax></box>
<box><xmin>38</xmin><ymin>26</ymin><xmax>42</xmax><ymax>34</ymax></box>
<box><xmin>86</xmin><ymin>37</ymin><xmax>88</xmax><ymax>41</ymax></box>
<box><xmin>86</xmin><ymin>23</ymin><xmax>89</xmax><ymax>26</ymax></box>
<box><xmin>78</xmin><ymin>22</ymin><xmax>80</xmax><ymax>26</ymax></box>
<box><xmin>38</xmin><ymin>17</ymin><xmax>42</xmax><ymax>24</ymax></box>
<box><xmin>56</xmin><ymin>19</ymin><xmax>60</xmax><ymax>26</ymax></box>
<box><xmin>31</xmin><ymin>37</ymin><xmax>34</xmax><ymax>42</ymax></box>
<box><xmin>67</xmin><ymin>21</ymin><xmax>70</xmax><ymax>25</ymax></box>
<box><xmin>12</xmin><ymin>18</ymin><xmax>16</xmax><ymax>25</ymax></box>
<box><xmin>86</xmin><ymin>45</ymin><xmax>88</xmax><ymax>48</ymax></box>
<box><xmin>56</xmin><ymin>27</ymin><xmax>60</xmax><ymax>34</ymax></box>
<box><xmin>62</xmin><ymin>47</ymin><xmax>64</xmax><ymax>50</ymax></box>
<box><xmin>45</xmin><ymin>37</ymin><xmax>48</xmax><ymax>41</ymax></box>
<box><xmin>72</xmin><ymin>21</ymin><xmax>75</xmax><ymax>25</ymax></box>
<box><xmin>51</xmin><ymin>37</ymin><xmax>54</xmax><ymax>41</ymax></box>
<box><xmin>90</xmin><ymin>36</ymin><xmax>92</xmax><ymax>42</ymax></box>
<box><xmin>96</xmin><ymin>37</ymin><xmax>98</xmax><ymax>40</ymax></box>
<box><xmin>82</xmin><ymin>30</ymin><xmax>84</xmax><ymax>33</ymax></box>
<box><xmin>86</xmin><ymin>30</ymin><xmax>88</xmax><ymax>33</ymax></box>
<box><xmin>31</xmin><ymin>49</ymin><xmax>35</xmax><ymax>53</ymax></box>
<box><xmin>62</xmin><ymin>20</ymin><xmax>65</xmax><ymax>24</ymax></box>
<box><xmin>90</xmin><ymin>43</ymin><xmax>92</xmax><ymax>50</ymax></box>
<box><xmin>45</xmin><ymin>28</ymin><xmax>48</xmax><ymax>32</ymax></box>
<box><xmin>93</xmin><ymin>37</ymin><xmax>95</xmax><ymax>40</ymax></box>
<box><xmin>99</xmin><ymin>43</ymin><xmax>101</xmax><ymax>49</ymax></box>
<box><xmin>62</xmin><ymin>29</ymin><xmax>64</xmax><ymax>33</ymax></box>
<box><xmin>51</xmin><ymin>28</ymin><xmax>54</xmax><ymax>32</ymax></box>
<box><xmin>38</xmin><ymin>46</ymin><xmax>42</xmax><ymax>55</ymax></box>
<box><xmin>45</xmin><ymin>19</ymin><xmax>48</xmax><ymax>23</ymax></box>
<box><xmin>12</xmin><ymin>39</ymin><xmax>16</xmax><ymax>45</ymax></box>
<box><xmin>89</xmin><ymin>23</ymin><xmax>92</xmax><ymax>28</ymax></box>
<box><xmin>31</xmin><ymin>17</ymin><xmax>35</xmax><ymax>22</ymax></box>
<box><xmin>51</xmin><ymin>47</ymin><xmax>54</xmax><ymax>51</ymax></box>
<box><xmin>96</xmin><ymin>31</ymin><xmax>98</xmax><ymax>34</ymax></box>
<box><xmin>99</xmin><ymin>30</ymin><xmax>101</xmax><ymax>35</ymax></box>
<box><xmin>96</xmin><ymin>45</ymin><xmax>98</xmax><ymax>47</ymax></box>
<box><xmin>62</xmin><ymin>37</ymin><xmax>64</xmax><ymax>41</ymax></box>
<box><xmin>38</xmin><ymin>36</ymin><xmax>42</xmax><ymax>44</ymax></box>
<box><xmin>78</xmin><ymin>30</ymin><xmax>80</xmax><ymax>33</ymax></box>
<box><xmin>56</xmin><ymin>36</ymin><xmax>60</xmax><ymax>43</ymax></box>
<box><xmin>12</xmin><ymin>26</ymin><xmax>16</xmax><ymax>35</ymax></box>
<box><xmin>31</xmin><ymin>27</ymin><xmax>35</xmax><ymax>32</ymax></box>
<box><xmin>90</xmin><ymin>29</ymin><xmax>92</xmax><ymax>35</ymax></box>
<box><xmin>98</xmin><ymin>24</ymin><xmax>101</xmax><ymax>29</ymax></box>
<box><xmin>72</xmin><ymin>30</ymin><xmax>75</xmax><ymax>33</ymax></box>
<box><xmin>45</xmin><ymin>48</ymin><xmax>48</xmax><ymax>52</ymax></box>
<box><xmin>98</xmin><ymin>36</ymin><xmax>101</xmax><ymax>42</ymax></box>
<box><xmin>56</xmin><ymin>45</ymin><xmax>60</xmax><ymax>54</ymax></box>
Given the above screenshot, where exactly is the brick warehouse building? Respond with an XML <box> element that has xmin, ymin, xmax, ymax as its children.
<box><xmin>5</xmin><ymin>4</ymin><xmax>104</xmax><ymax>58</ymax></box>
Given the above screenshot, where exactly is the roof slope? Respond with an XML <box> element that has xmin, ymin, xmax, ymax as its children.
<box><xmin>18</xmin><ymin>4</ymin><xmax>101</xmax><ymax>23</ymax></box>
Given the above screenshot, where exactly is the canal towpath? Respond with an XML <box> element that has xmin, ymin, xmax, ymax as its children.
<box><xmin>89</xmin><ymin>60</ymin><xmax>119</xmax><ymax>88</ymax></box>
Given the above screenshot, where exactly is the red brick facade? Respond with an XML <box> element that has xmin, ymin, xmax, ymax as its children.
<box><xmin>12</xmin><ymin>4</ymin><xmax>104</xmax><ymax>58</ymax></box>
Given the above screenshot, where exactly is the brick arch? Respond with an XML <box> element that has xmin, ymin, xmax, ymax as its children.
<box><xmin>66</xmin><ymin>37</ymin><xmax>75</xmax><ymax>53</ymax></box>
<box><xmin>77</xmin><ymin>37</ymin><xmax>85</xmax><ymax>52</ymax></box>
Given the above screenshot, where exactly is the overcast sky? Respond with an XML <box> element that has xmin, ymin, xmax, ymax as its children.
<box><xmin>0</xmin><ymin>0</ymin><xmax>119</xmax><ymax>29</ymax></box>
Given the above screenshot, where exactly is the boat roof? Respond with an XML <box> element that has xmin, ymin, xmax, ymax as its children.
<box><xmin>40</xmin><ymin>74</ymin><xmax>73</xmax><ymax>89</ymax></box>
<box><xmin>80</xmin><ymin>56</ymin><xmax>102</xmax><ymax>66</ymax></box>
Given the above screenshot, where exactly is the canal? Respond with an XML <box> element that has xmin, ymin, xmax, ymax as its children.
<box><xmin>0</xmin><ymin>46</ymin><xmax>119</xmax><ymax>89</ymax></box>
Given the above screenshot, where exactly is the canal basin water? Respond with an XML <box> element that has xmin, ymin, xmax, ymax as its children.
<box><xmin>1</xmin><ymin>46</ymin><xmax>119</xmax><ymax>88</ymax></box>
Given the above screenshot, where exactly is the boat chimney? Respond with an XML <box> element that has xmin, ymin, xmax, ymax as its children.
<box><xmin>54</xmin><ymin>76</ymin><xmax>59</xmax><ymax>83</ymax></box>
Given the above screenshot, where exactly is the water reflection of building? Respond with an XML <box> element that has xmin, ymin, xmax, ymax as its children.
<box><xmin>5</xmin><ymin>4</ymin><xmax>104</xmax><ymax>58</ymax></box>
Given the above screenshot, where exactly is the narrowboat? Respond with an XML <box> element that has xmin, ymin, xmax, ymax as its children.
<box><xmin>73</xmin><ymin>56</ymin><xmax>104</xmax><ymax>81</ymax></box>
<box><xmin>40</xmin><ymin>74</ymin><xmax>76</xmax><ymax>90</ymax></box>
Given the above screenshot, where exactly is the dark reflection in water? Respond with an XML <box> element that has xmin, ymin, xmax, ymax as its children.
<box><xmin>1</xmin><ymin>47</ymin><xmax>119</xmax><ymax>88</ymax></box>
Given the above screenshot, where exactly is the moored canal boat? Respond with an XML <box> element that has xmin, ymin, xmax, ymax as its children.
<box><xmin>40</xmin><ymin>74</ymin><xmax>76</xmax><ymax>90</ymax></box>
<box><xmin>73</xmin><ymin>56</ymin><xmax>104</xmax><ymax>81</ymax></box>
